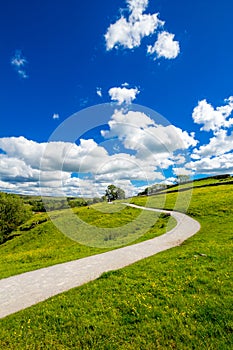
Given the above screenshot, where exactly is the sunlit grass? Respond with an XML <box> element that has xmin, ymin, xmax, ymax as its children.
<box><xmin>0</xmin><ymin>183</ymin><xmax>232</xmax><ymax>349</ymax></box>
<box><xmin>0</xmin><ymin>203</ymin><xmax>174</xmax><ymax>279</ymax></box>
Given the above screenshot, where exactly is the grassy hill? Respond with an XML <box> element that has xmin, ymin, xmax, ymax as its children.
<box><xmin>0</xmin><ymin>202</ymin><xmax>174</xmax><ymax>279</ymax></box>
<box><xmin>0</xmin><ymin>177</ymin><xmax>232</xmax><ymax>349</ymax></box>
<box><xmin>139</xmin><ymin>174</ymin><xmax>233</xmax><ymax>196</ymax></box>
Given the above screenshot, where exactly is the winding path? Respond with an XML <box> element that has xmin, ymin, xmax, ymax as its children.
<box><xmin>0</xmin><ymin>205</ymin><xmax>200</xmax><ymax>319</ymax></box>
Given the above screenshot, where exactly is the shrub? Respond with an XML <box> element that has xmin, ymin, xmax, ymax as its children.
<box><xmin>0</xmin><ymin>192</ymin><xmax>32</xmax><ymax>243</ymax></box>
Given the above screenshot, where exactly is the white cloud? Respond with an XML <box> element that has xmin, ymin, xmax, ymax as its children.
<box><xmin>96</xmin><ymin>87</ymin><xmax>102</xmax><ymax>98</ymax></box>
<box><xmin>94</xmin><ymin>152</ymin><xmax>164</xmax><ymax>183</ymax></box>
<box><xmin>192</xmin><ymin>97</ymin><xmax>233</xmax><ymax>133</ymax></box>
<box><xmin>171</xmin><ymin>154</ymin><xmax>186</xmax><ymax>165</ymax></box>
<box><xmin>0</xmin><ymin>180</ymin><xmax>17</xmax><ymax>191</ymax></box>
<box><xmin>11</xmin><ymin>50</ymin><xmax>27</xmax><ymax>67</ymax></box>
<box><xmin>41</xmin><ymin>138</ymin><xmax>110</xmax><ymax>173</ymax></box>
<box><xmin>127</xmin><ymin>0</ymin><xmax>149</xmax><ymax>20</ymax></box>
<box><xmin>0</xmin><ymin>136</ymin><xmax>108</xmax><ymax>174</ymax></box>
<box><xmin>0</xmin><ymin>136</ymin><xmax>45</xmax><ymax>169</ymax></box>
<box><xmin>52</xmin><ymin>113</ymin><xmax>59</xmax><ymax>120</ymax></box>
<box><xmin>102</xmin><ymin>109</ymin><xmax>197</xmax><ymax>162</ymax></box>
<box><xmin>62</xmin><ymin>177</ymin><xmax>104</xmax><ymax>198</ymax></box>
<box><xmin>11</xmin><ymin>50</ymin><xmax>28</xmax><ymax>79</ymax></box>
<box><xmin>162</xmin><ymin>177</ymin><xmax>177</xmax><ymax>185</ymax></box>
<box><xmin>108</xmin><ymin>86</ymin><xmax>140</xmax><ymax>104</ymax></box>
<box><xmin>4</xmin><ymin>93</ymin><xmax>233</xmax><ymax>194</ymax></box>
<box><xmin>173</xmin><ymin>167</ymin><xmax>193</xmax><ymax>176</ymax></box>
<box><xmin>147</xmin><ymin>31</ymin><xmax>180</xmax><ymax>59</ymax></box>
<box><xmin>0</xmin><ymin>136</ymin><xmax>150</xmax><ymax>197</ymax></box>
<box><xmin>187</xmin><ymin>96</ymin><xmax>233</xmax><ymax>175</ymax></box>
<box><xmin>0</xmin><ymin>137</ymin><xmax>110</xmax><ymax>196</ymax></box>
<box><xmin>0</xmin><ymin>104</ymin><xmax>197</xmax><ymax>198</ymax></box>
<box><xmin>192</xmin><ymin>129</ymin><xmax>233</xmax><ymax>158</ymax></box>
<box><xmin>17</xmin><ymin>69</ymin><xmax>28</xmax><ymax>79</ymax></box>
<box><xmin>186</xmin><ymin>153</ymin><xmax>233</xmax><ymax>175</ymax></box>
<box><xmin>105</xmin><ymin>1</ymin><xmax>164</xmax><ymax>50</ymax></box>
<box><xmin>0</xmin><ymin>154</ymin><xmax>38</xmax><ymax>182</ymax></box>
<box><xmin>105</xmin><ymin>0</ymin><xmax>180</xmax><ymax>61</ymax></box>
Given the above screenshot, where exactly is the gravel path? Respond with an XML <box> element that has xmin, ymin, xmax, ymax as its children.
<box><xmin>0</xmin><ymin>205</ymin><xmax>200</xmax><ymax>319</ymax></box>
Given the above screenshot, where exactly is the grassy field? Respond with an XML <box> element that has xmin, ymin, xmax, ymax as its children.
<box><xmin>0</xmin><ymin>202</ymin><xmax>174</xmax><ymax>279</ymax></box>
<box><xmin>0</xmin><ymin>181</ymin><xmax>232</xmax><ymax>349</ymax></box>
<box><xmin>139</xmin><ymin>174</ymin><xmax>233</xmax><ymax>196</ymax></box>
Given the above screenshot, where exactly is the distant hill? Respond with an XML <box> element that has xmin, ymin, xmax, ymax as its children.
<box><xmin>137</xmin><ymin>174</ymin><xmax>233</xmax><ymax>196</ymax></box>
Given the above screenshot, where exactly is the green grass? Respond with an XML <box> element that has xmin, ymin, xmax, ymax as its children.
<box><xmin>0</xmin><ymin>203</ymin><xmax>174</xmax><ymax>279</ymax></box>
<box><xmin>143</xmin><ymin>175</ymin><xmax>233</xmax><ymax>198</ymax></box>
<box><xmin>50</xmin><ymin>202</ymin><xmax>175</xmax><ymax>248</ymax></box>
<box><xmin>0</xmin><ymin>183</ymin><xmax>232</xmax><ymax>348</ymax></box>
<box><xmin>140</xmin><ymin>174</ymin><xmax>233</xmax><ymax>198</ymax></box>
<box><xmin>192</xmin><ymin>174</ymin><xmax>233</xmax><ymax>186</ymax></box>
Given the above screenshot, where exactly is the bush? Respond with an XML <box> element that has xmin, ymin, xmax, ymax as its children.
<box><xmin>28</xmin><ymin>199</ymin><xmax>46</xmax><ymax>212</ymax></box>
<box><xmin>0</xmin><ymin>192</ymin><xmax>32</xmax><ymax>243</ymax></box>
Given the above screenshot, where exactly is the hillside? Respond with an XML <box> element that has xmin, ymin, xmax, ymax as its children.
<box><xmin>0</xmin><ymin>179</ymin><xmax>232</xmax><ymax>348</ymax></box>
<box><xmin>0</xmin><ymin>201</ymin><xmax>174</xmax><ymax>279</ymax></box>
<box><xmin>138</xmin><ymin>174</ymin><xmax>233</xmax><ymax>196</ymax></box>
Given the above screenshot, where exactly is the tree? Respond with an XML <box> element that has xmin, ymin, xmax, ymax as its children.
<box><xmin>116</xmin><ymin>187</ymin><xmax>126</xmax><ymax>200</ymax></box>
<box><xmin>105</xmin><ymin>185</ymin><xmax>125</xmax><ymax>202</ymax></box>
<box><xmin>0</xmin><ymin>192</ymin><xmax>32</xmax><ymax>243</ymax></box>
<box><xmin>176</xmin><ymin>175</ymin><xmax>190</xmax><ymax>184</ymax></box>
<box><xmin>28</xmin><ymin>199</ymin><xmax>46</xmax><ymax>212</ymax></box>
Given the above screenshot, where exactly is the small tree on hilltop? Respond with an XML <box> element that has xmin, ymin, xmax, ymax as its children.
<box><xmin>105</xmin><ymin>185</ymin><xmax>125</xmax><ymax>202</ymax></box>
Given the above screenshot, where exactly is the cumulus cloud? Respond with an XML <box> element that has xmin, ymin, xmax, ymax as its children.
<box><xmin>11</xmin><ymin>50</ymin><xmax>28</xmax><ymax>79</ymax></box>
<box><xmin>0</xmin><ymin>154</ymin><xmax>39</xmax><ymax>182</ymax></box>
<box><xmin>0</xmin><ymin>136</ymin><xmax>107</xmax><ymax>196</ymax></box>
<box><xmin>192</xmin><ymin>129</ymin><xmax>233</xmax><ymax>159</ymax></box>
<box><xmin>3</xmin><ymin>95</ymin><xmax>233</xmax><ymax>195</ymax></box>
<box><xmin>105</xmin><ymin>0</ymin><xmax>164</xmax><ymax>50</ymax></box>
<box><xmin>0</xmin><ymin>135</ymin><xmax>155</xmax><ymax>197</ymax></box>
<box><xmin>52</xmin><ymin>113</ymin><xmax>59</xmax><ymax>120</ymax></box>
<box><xmin>0</xmin><ymin>136</ymin><xmax>109</xmax><ymax>174</ymax></box>
<box><xmin>0</xmin><ymin>180</ymin><xmax>17</xmax><ymax>191</ymax></box>
<box><xmin>0</xmin><ymin>104</ymin><xmax>197</xmax><ymax>197</ymax></box>
<box><xmin>105</xmin><ymin>0</ymin><xmax>180</xmax><ymax>61</ymax></box>
<box><xmin>127</xmin><ymin>0</ymin><xmax>149</xmax><ymax>19</ymax></box>
<box><xmin>147</xmin><ymin>31</ymin><xmax>180</xmax><ymax>59</ymax></box>
<box><xmin>62</xmin><ymin>177</ymin><xmax>104</xmax><ymax>198</ymax></box>
<box><xmin>182</xmin><ymin>96</ymin><xmax>233</xmax><ymax>176</ymax></box>
<box><xmin>108</xmin><ymin>86</ymin><xmax>140</xmax><ymax>104</ymax></box>
<box><xmin>186</xmin><ymin>153</ymin><xmax>233</xmax><ymax>175</ymax></box>
<box><xmin>0</xmin><ymin>136</ymin><xmax>45</xmax><ymax>169</ymax></box>
<box><xmin>192</xmin><ymin>97</ymin><xmax>233</xmax><ymax>133</ymax></box>
<box><xmin>94</xmin><ymin>152</ymin><xmax>164</xmax><ymax>183</ymax></box>
<box><xmin>102</xmin><ymin>109</ymin><xmax>197</xmax><ymax>162</ymax></box>
<box><xmin>39</xmin><ymin>138</ymin><xmax>110</xmax><ymax>174</ymax></box>
<box><xmin>173</xmin><ymin>167</ymin><xmax>193</xmax><ymax>176</ymax></box>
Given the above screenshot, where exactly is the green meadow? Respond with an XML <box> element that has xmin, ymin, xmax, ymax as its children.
<box><xmin>0</xmin><ymin>178</ymin><xmax>232</xmax><ymax>349</ymax></box>
<box><xmin>0</xmin><ymin>202</ymin><xmax>174</xmax><ymax>279</ymax></box>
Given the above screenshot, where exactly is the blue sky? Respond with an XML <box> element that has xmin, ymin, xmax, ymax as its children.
<box><xmin>0</xmin><ymin>0</ymin><xmax>233</xmax><ymax>197</ymax></box>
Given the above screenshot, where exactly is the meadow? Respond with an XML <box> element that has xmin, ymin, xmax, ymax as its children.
<box><xmin>0</xmin><ymin>202</ymin><xmax>174</xmax><ymax>279</ymax></box>
<box><xmin>0</xmin><ymin>178</ymin><xmax>232</xmax><ymax>349</ymax></box>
